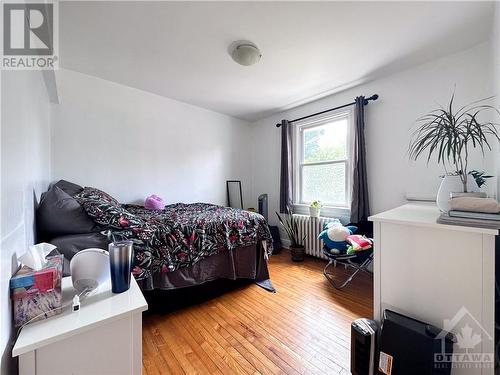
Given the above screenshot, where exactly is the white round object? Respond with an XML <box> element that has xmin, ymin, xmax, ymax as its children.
<box><xmin>70</xmin><ymin>248</ymin><xmax>110</xmax><ymax>293</ymax></box>
<box><xmin>436</xmin><ymin>175</ymin><xmax>479</xmax><ymax>212</ymax></box>
<box><xmin>327</xmin><ymin>225</ymin><xmax>350</xmax><ymax>242</ymax></box>
<box><xmin>230</xmin><ymin>41</ymin><xmax>262</xmax><ymax>66</ymax></box>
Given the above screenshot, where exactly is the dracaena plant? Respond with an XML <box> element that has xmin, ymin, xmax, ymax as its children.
<box><xmin>276</xmin><ymin>205</ymin><xmax>305</xmax><ymax>248</ymax></box>
<box><xmin>469</xmin><ymin>170</ymin><xmax>493</xmax><ymax>188</ymax></box>
<box><xmin>409</xmin><ymin>94</ymin><xmax>500</xmax><ymax>192</ymax></box>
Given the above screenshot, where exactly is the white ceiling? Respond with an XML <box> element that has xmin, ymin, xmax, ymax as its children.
<box><xmin>59</xmin><ymin>1</ymin><xmax>494</xmax><ymax>121</ymax></box>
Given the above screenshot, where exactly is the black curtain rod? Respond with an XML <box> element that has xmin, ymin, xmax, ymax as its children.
<box><xmin>275</xmin><ymin>94</ymin><xmax>379</xmax><ymax>127</ymax></box>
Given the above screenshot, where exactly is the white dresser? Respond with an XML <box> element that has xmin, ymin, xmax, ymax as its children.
<box><xmin>370</xmin><ymin>203</ymin><xmax>498</xmax><ymax>375</ymax></box>
<box><xmin>13</xmin><ymin>277</ymin><xmax>148</xmax><ymax>375</ymax></box>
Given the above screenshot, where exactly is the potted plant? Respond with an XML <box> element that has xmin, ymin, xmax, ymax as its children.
<box><xmin>276</xmin><ymin>206</ymin><xmax>306</xmax><ymax>262</ymax></box>
<box><xmin>469</xmin><ymin>170</ymin><xmax>493</xmax><ymax>189</ymax></box>
<box><xmin>409</xmin><ymin>94</ymin><xmax>500</xmax><ymax>211</ymax></box>
<box><xmin>309</xmin><ymin>200</ymin><xmax>323</xmax><ymax>218</ymax></box>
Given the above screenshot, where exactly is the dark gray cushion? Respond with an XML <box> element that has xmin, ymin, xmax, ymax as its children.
<box><xmin>52</xmin><ymin>180</ymin><xmax>83</xmax><ymax>197</ymax></box>
<box><xmin>37</xmin><ymin>186</ymin><xmax>99</xmax><ymax>237</ymax></box>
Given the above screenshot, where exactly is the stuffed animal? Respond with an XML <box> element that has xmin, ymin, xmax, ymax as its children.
<box><xmin>145</xmin><ymin>194</ymin><xmax>165</xmax><ymax>210</ymax></box>
<box><xmin>318</xmin><ymin>220</ymin><xmax>357</xmax><ymax>254</ymax></box>
<box><xmin>346</xmin><ymin>235</ymin><xmax>373</xmax><ymax>255</ymax></box>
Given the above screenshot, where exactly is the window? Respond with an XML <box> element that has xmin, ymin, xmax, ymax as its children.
<box><xmin>294</xmin><ymin>110</ymin><xmax>352</xmax><ymax>208</ymax></box>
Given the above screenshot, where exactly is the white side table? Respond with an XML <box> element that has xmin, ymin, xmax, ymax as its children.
<box><xmin>13</xmin><ymin>276</ymin><xmax>148</xmax><ymax>375</ymax></box>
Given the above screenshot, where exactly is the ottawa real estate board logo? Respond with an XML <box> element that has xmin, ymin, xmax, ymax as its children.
<box><xmin>435</xmin><ymin>307</ymin><xmax>494</xmax><ymax>370</ymax></box>
<box><xmin>2</xmin><ymin>1</ymin><xmax>58</xmax><ymax>70</ymax></box>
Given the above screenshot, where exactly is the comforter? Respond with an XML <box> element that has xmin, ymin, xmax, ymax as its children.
<box><xmin>75</xmin><ymin>188</ymin><xmax>273</xmax><ymax>283</ymax></box>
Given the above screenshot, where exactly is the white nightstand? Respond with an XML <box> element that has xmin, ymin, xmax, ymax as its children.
<box><xmin>13</xmin><ymin>276</ymin><xmax>148</xmax><ymax>375</ymax></box>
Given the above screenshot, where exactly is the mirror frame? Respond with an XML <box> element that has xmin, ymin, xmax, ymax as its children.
<box><xmin>226</xmin><ymin>180</ymin><xmax>243</xmax><ymax>209</ymax></box>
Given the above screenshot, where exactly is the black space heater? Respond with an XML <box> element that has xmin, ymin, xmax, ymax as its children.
<box><xmin>351</xmin><ymin>318</ymin><xmax>378</xmax><ymax>375</ymax></box>
<box><xmin>258</xmin><ymin>193</ymin><xmax>281</xmax><ymax>253</ymax></box>
<box><xmin>377</xmin><ymin>309</ymin><xmax>455</xmax><ymax>375</ymax></box>
<box><xmin>258</xmin><ymin>194</ymin><xmax>268</xmax><ymax>222</ymax></box>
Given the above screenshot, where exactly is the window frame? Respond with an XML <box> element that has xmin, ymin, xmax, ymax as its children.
<box><xmin>292</xmin><ymin>108</ymin><xmax>353</xmax><ymax>210</ymax></box>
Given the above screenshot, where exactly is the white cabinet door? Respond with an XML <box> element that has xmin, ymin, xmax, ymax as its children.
<box><xmin>32</xmin><ymin>314</ymin><xmax>142</xmax><ymax>375</ymax></box>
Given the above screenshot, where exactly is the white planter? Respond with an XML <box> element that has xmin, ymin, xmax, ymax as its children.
<box><xmin>309</xmin><ymin>207</ymin><xmax>321</xmax><ymax>218</ymax></box>
<box><xmin>436</xmin><ymin>175</ymin><xmax>480</xmax><ymax>212</ymax></box>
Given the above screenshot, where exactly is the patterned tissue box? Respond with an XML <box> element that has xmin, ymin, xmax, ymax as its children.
<box><xmin>10</xmin><ymin>254</ymin><xmax>63</xmax><ymax>327</ymax></box>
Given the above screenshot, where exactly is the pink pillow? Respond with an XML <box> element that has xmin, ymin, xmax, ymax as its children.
<box><xmin>144</xmin><ymin>195</ymin><xmax>165</xmax><ymax>210</ymax></box>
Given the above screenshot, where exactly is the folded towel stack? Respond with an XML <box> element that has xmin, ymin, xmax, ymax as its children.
<box><xmin>449</xmin><ymin>197</ymin><xmax>500</xmax><ymax>214</ymax></box>
<box><xmin>441</xmin><ymin>195</ymin><xmax>500</xmax><ymax>229</ymax></box>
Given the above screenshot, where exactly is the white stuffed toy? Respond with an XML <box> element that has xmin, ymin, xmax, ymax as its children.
<box><xmin>318</xmin><ymin>220</ymin><xmax>357</xmax><ymax>254</ymax></box>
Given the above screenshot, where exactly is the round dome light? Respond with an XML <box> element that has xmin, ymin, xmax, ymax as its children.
<box><xmin>230</xmin><ymin>41</ymin><xmax>262</xmax><ymax>66</ymax></box>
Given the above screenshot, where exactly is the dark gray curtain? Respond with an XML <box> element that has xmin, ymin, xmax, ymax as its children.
<box><xmin>279</xmin><ymin>120</ymin><xmax>293</xmax><ymax>212</ymax></box>
<box><xmin>350</xmin><ymin>96</ymin><xmax>370</xmax><ymax>223</ymax></box>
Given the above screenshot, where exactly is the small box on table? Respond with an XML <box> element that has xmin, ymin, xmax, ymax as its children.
<box><xmin>10</xmin><ymin>255</ymin><xmax>63</xmax><ymax>327</ymax></box>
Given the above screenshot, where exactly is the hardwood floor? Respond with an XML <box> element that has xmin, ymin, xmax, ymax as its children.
<box><xmin>142</xmin><ymin>250</ymin><xmax>373</xmax><ymax>375</ymax></box>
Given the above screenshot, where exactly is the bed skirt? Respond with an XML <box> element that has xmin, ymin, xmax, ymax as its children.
<box><xmin>138</xmin><ymin>242</ymin><xmax>275</xmax><ymax>292</ymax></box>
<box><xmin>50</xmin><ymin>233</ymin><xmax>275</xmax><ymax>292</ymax></box>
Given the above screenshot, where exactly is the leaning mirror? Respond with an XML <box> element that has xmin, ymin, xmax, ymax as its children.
<box><xmin>227</xmin><ymin>180</ymin><xmax>243</xmax><ymax>209</ymax></box>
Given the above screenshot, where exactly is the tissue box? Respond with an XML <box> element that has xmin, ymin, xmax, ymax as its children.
<box><xmin>10</xmin><ymin>255</ymin><xmax>63</xmax><ymax>327</ymax></box>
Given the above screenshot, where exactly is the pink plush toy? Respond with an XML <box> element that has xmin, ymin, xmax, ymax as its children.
<box><xmin>144</xmin><ymin>194</ymin><xmax>165</xmax><ymax>210</ymax></box>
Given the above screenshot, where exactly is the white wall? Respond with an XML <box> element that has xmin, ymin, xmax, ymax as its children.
<box><xmin>51</xmin><ymin>69</ymin><xmax>253</xmax><ymax>208</ymax></box>
<box><xmin>250</xmin><ymin>42</ymin><xmax>496</xmax><ymax>225</ymax></box>
<box><xmin>0</xmin><ymin>71</ymin><xmax>51</xmax><ymax>375</ymax></box>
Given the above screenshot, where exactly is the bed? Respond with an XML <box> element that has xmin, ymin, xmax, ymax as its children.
<box><xmin>37</xmin><ymin>180</ymin><xmax>274</xmax><ymax>292</ymax></box>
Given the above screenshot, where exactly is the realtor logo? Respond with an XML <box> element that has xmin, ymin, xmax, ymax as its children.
<box><xmin>2</xmin><ymin>2</ymin><xmax>58</xmax><ymax>69</ymax></box>
<box><xmin>435</xmin><ymin>307</ymin><xmax>494</xmax><ymax>370</ymax></box>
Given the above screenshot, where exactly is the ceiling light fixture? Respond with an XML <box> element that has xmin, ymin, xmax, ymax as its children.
<box><xmin>230</xmin><ymin>40</ymin><xmax>262</xmax><ymax>66</ymax></box>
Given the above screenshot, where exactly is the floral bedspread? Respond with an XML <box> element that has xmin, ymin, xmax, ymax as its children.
<box><xmin>74</xmin><ymin>188</ymin><xmax>273</xmax><ymax>282</ymax></box>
